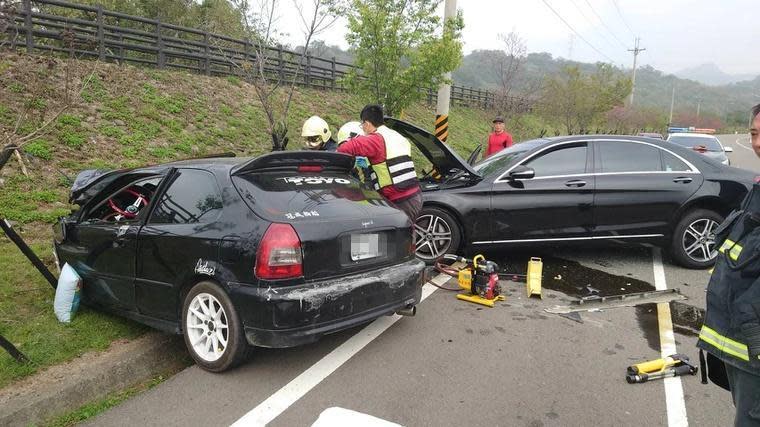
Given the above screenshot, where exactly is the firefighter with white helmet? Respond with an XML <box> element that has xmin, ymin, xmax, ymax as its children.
<box><xmin>301</xmin><ymin>116</ymin><xmax>338</xmax><ymax>151</ymax></box>
<box><xmin>337</xmin><ymin>121</ymin><xmax>364</xmax><ymax>144</ymax></box>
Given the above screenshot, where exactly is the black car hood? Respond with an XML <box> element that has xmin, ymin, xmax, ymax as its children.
<box><xmin>69</xmin><ymin>167</ymin><xmax>167</xmax><ymax>205</ymax></box>
<box><xmin>384</xmin><ymin>118</ymin><xmax>480</xmax><ymax>179</ymax></box>
<box><xmin>69</xmin><ymin>169</ymin><xmax>127</xmax><ymax>205</ymax></box>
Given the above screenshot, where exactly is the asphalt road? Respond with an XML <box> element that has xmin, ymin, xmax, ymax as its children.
<box><xmin>87</xmin><ymin>134</ymin><xmax>757</xmax><ymax>427</ymax></box>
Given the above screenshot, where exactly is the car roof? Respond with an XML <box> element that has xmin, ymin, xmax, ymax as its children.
<box><xmin>483</xmin><ymin>134</ymin><xmax>676</xmax><ymax>164</ymax></box>
<box><xmin>667</xmin><ymin>133</ymin><xmax>717</xmax><ymax>139</ymax></box>
<box><xmin>124</xmin><ymin>156</ymin><xmax>253</xmax><ymax>174</ymax></box>
<box><xmin>539</xmin><ymin>134</ymin><xmax>671</xmax><ymax>145</ymax></box>
<box><xmin>164</xmin><ymin>156</ymin><xmax>252</xmax><ymax>167</ymax></box>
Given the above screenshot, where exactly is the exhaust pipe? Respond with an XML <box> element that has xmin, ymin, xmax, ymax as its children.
<box><xmin>396</xmin><ymin>305</ymin><xmax>416</xmax><ymax>317</ymax></box>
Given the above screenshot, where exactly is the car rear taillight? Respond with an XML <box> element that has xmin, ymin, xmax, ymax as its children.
<box><xmin>255</xmin><ymin>223</ymin><xmax>303</xmax><ymax>280</ymax></box>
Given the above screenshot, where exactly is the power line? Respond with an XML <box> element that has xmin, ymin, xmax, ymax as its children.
<box><xmin>610</xmin><ymin>0</ymin><xmax>635</xmax><ymax>37</ymax></box>
<box><xmin>540</xmin><ymin>0</ymin><xmax>616</xmax><ymax>64</ymax></box>
<box><xmin>582</xmin><ymin>0</ymin><xmax>629</xmax><ymax>50</ymax></box>
<box><xmin>568</xmin><ymin>0</ymin><xmax>621</xmax><ymax>53</ymax></box>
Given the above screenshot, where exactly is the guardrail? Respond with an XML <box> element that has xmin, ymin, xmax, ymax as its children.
<box><xmin>3</xmin><ymin>0</ymin><xmax>531</xmax><ymax>111</ymax></box>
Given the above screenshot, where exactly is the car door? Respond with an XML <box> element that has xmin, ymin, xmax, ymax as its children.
<box><xmin>63</xmin><ymin>175</ymin><xmax>163</xmax><ymax>311</ymax></box>
<box><xmin>592</xmin><ymin>139</ymin><xmax>703</xmax><ymax>238</ymax></box>
<box><xmin>487</xmin><ymin>141</ymin><xmax>594</xmax><ymax>242</ymax></box>
<box><xmin>135</xmin><ymin>168</ymin><xmax>225</xmax><ymax>321</ymax></box>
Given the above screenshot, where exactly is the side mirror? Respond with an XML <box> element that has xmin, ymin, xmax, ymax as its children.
<box><xmin>724</xmin><ymin>146</ymin><xmax>734</xmax><ymax>153</ymax></box>
<box><xmin>508</xmin><ymin>165</ymin><xmax>535</xmax><ymax>180</ymax></box>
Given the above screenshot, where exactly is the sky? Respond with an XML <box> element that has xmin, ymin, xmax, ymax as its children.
<box><xmin>276</xmin><ymin>0</ymin><xmax>758</xmax><ymax>76</ymax></box>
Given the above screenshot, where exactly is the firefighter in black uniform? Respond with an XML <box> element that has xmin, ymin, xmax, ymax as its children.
<box><xmin>698</xmin><ymin>103</ymin><xmax>760</xmax><ymax>426</ymax></box>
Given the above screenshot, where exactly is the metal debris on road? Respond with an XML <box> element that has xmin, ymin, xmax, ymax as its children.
<box><xmin>544</xmin><ymin>289</ymin><xmax>687</xmax><ymax>314</ymax></box>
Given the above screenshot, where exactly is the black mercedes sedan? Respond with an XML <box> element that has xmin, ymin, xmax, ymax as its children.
<box><xmin>52</xmin><ymin>151</ymin><xmax>425</xmax><ymax>372</ymax></box>
<box><xmin>385</xmin><ymin>119</ymin><xmax>755</xmax><ymax>269</ymax></box>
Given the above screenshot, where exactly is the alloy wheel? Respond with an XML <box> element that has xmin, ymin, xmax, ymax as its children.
<box><xmin>186</xmin><ymin>292</ymin><xmax>229</xmax><ymax>362</ymax></box>
<box><xmin>681</xmin><ymin>218</ymin><xmax>719</xmax><ymax>263</ymax></box>
<box><xmin>414</xmin><ymin>214</ymin><xmax>453</xmax><ymax>260</ymax></box>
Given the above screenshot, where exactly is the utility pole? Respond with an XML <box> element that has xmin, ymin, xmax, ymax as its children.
<box><xmin>628</xmin><ymin>37</ymin><xmax>645</xmax><ymax>106</ymax></box>
<box><xmin>697</xmin><ymin>99</ymin><xmax>701</xmax><ymax>117</ymax></box>
<box><xmin>434</xmin><ymin>0</ymin><xmax>456</xmax><ymax>143</ymax></box>
<box><xmin>668</xmin><ymin>85</ymin><xmax>675</xmax><ymax>125</ymax></box>
<box><xmin>568</xmin><ymin>34</ymin><xmax>574</xmax><ymax>60</ymax></box>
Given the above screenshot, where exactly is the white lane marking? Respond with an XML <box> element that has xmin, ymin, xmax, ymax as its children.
<box><xmin>735</xmin><ymin>136</ymin><xmax>752</xmax><ymax>151</ymax></box>
<box><xmin>652</xmin><ymin>248</ymin><xmax>689</xmax><ymax>427</ymax></box>
<box><xmin>231</xmin><ymin>271</ymin><xmax>451</xmax><ymax>427</ymax></box>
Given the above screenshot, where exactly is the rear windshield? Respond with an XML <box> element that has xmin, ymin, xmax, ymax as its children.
<box><xmin>232</xmin><ymin>172</ymin><xmax>391</xmax><ymax>222</ymax></box>
<box><xmin>668</xmin><ymin>135</ymin><xmax>722</xmax><ymax>151</ymax></box>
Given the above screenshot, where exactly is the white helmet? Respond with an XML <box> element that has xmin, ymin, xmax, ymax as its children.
<box><xmin>302</xmin><ymin>116</ymin><xmax>331</xmax><ymax>149</ymax></box>
<box><xmin>337</xmin><ymin>121</ymin><xmax>363</xmax><ymax>143</ymax></box>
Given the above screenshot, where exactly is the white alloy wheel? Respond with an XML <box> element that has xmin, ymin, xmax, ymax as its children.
<box><xmin>185</xmin><ymin>292</ymin><xmax>229</xmax><ymax>362</ymax></box>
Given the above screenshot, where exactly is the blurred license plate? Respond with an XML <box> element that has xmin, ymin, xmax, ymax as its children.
<box><xmin>351</xmin><ymin>233</ymin><xmax>379</xmax><ymax>261</ymax></box>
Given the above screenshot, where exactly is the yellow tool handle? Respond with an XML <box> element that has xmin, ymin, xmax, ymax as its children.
<box><xmin>473</xmin><ymin>254</ymin><xmax>485</xmax><ymax>269</ymax></box>
<box><xmin>628</xmin><ymin>356</ymin><xmax>678</xmax><ymax>375</ymax></box>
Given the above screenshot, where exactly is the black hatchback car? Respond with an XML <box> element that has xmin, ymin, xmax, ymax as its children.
<box><xmin>53</xmin><ymin>151</ymin><xmax>425</xmax><ymax>372</ymax></box>
<box><xmin>384</xmin><ymin>119</ymin><xmax>755</xmax><ymax>269</ymax></box>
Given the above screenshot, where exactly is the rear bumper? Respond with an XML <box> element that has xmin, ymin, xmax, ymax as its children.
<box><xmin>229</xmin><ymin>258</ymin><xmax>426</xmax><ymax>348</ymax></box>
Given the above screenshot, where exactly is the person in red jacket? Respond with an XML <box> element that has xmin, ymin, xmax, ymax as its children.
<box><xmin>337</xmin><ymin>104</ymin><xmax>422</xmax><ymax>221</ymax></box>
<box><xmin>484</xmin><ymin>116</ymin><xmax>513</xmax><ymax>158</ymax></box>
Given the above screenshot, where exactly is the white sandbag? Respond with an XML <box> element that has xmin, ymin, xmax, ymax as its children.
<box><xmin>54</xmin><ymin>263</ymin><xmax>82</xmax><ymax>323</ymax></box>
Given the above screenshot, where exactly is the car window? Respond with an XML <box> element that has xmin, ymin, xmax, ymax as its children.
<box><xmin>83</xmin><ymin>176</ymin><xmax>162</xmax><ymax>223</ymax></box>
<box><xmin>661</xmin><ymin>151</ymin><xmax>691</xmax><ymax>172</ymax></box>
<box><xmin>149</xmin><ymin>169</ymin><xmax>223</xmax><ymax>224</ymax></box>
<box><xmin>524</xmin><ymin>143</ymin><xmax>587</xmax><ymax>177</ymax></box>
<box><xmin>599</xmin><ymin>142</ymin><xmax>661</xmax><ymax>173</ymax></box>
<box><xmin>668</xmin><ymin>135</ymin><xmax>723</xmax><ymax>151</ymax></box>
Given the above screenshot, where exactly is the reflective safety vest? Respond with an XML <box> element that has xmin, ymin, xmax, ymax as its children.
<box><xmin>369</xmin><ymin>125</ymin><xmax>417</xmax><ymax>192</ymax></box>
<box><xmin>697</xmin><ymin>183</ymin><xmax>760</xmax><ymax>376</ymax></box>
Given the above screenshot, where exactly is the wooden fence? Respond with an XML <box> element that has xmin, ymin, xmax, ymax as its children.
<box><xmin>2</xmin><ymin>0</ymin><xmax>531</xmax><ymax>111</ymax></box>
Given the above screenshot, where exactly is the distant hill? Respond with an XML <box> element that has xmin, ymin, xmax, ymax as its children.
<box><xmin>284</xmin><ymin>43</ymin><xmax>759</xmax><ymax>125</ymax></box>
<box><xmin>453</xmin><ymin>51</ymin><xmax>760</xmax><ymax>123</ymax></box>
<box><xmin>675</xmin><ymin>63</ymin><xmax>756</xmax><ymax>86</ymax></box>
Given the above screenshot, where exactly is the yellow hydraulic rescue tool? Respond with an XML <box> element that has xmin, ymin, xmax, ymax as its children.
<box><xmin>456</xmin><ymin>255</ymin><xmax>505</xmax><ymax>308</ymax></box>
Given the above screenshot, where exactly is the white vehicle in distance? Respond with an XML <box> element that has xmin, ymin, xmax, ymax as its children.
<box><xmin>666</xmin><ymin>133</ymin><xmax>733</xmax><ymax>166</ymax></box>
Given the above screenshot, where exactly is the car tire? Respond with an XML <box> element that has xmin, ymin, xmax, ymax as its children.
<box><xmin>414</xmin><ymin>207</ymin><xmax>461</xmax><ymax>263</ymax></box>
<box><xmin>182</xmin><ymin>281</ymin><xmax>249</xmax><ymax>372</ymax></box>
<box><xmin>671</xmin><ymin>208</ymin><xmax>724</xmax><ymax>269</ymax></box>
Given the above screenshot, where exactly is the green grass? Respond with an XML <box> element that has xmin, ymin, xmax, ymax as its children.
<box><xmin>80</xmin><ymin>74</ymin><xmax>107</xmax><ymax>104</ymax></box>
<box><xmin>9</xmin><ymin>82</ymin><xmax>24</xmax><ymax>93</ymax></box>
<box><xmin>99</xmin><ymin>124</ymin><xmax>124</xmax><ymax>139</ymax></box>
<box><xmin>24</xmin><ymin>139</ymin><xmax>53</xmax><ymax>160</ymax></box>
<box><xmin>57</xmin><ymin>114</ymin><xmax>82</xmax><ymax>128</ymax></box>
<box><xmin>0</xmin><ymin>176</ymin><xmax>71</xmax><ymax>223</ymax></box>
<box><xmin>60</xmin><ymin>132</ymin><xmax>86</xmax><ymax>148</ymax></box>
<box><xmin>0</xmin><ymin>242</ymin><xmax>147</xmax><ymax>388</ymax></box>
<box><xmin>41</xmin><ymin>373</ymin><xmax>172</xmax><ymax>427</ymax></box>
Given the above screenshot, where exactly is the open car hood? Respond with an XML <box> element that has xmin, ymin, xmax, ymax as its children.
<box><xmin>384</xmin><ymin>118</ymin><xmax>480</xmax><ymax>179</ymax></box>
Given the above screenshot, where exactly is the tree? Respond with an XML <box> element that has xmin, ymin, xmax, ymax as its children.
<box><xmin>228</xmin><ymin>0</ymin><xmax>340</xmax><ymax>151</ymax></box>
<box><xmin>606</xmin><ymin>106</ymin><xmax>668</xmax><ymax>134</ymax></box>
<box><xmin>344</xmin><ymin>0</ymin><xmax>464</xmax><ymax>116</ymax></box>
<box><xmin>491</xmin><ymin>31</ymin><xmax>527</xmax><ymax>113</ymax></box>
<box><xmin>541</xmin><ymin>64</ymin><xmax>631</xmax><ymax>134</ymax></box>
